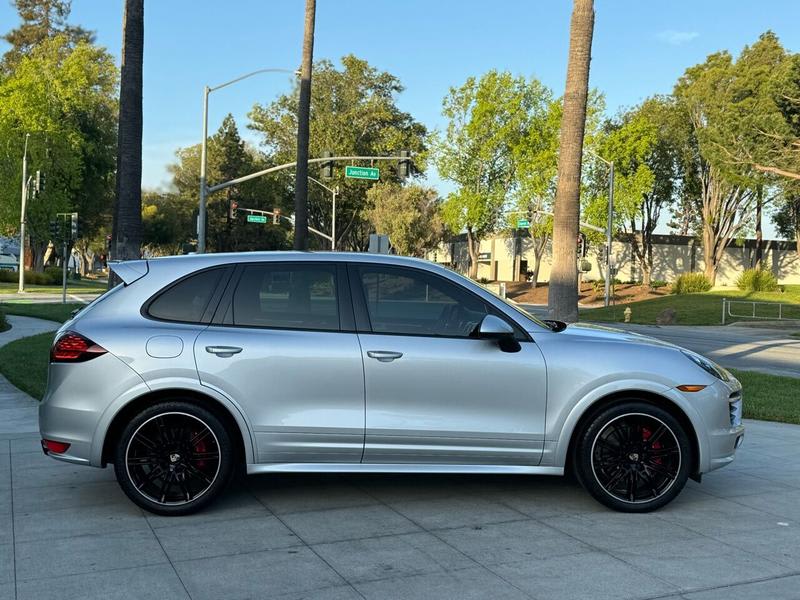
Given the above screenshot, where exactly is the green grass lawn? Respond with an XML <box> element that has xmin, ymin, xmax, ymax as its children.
<box><xmin>0</xmin><ymin>278</ymin><xmax>107</xmax><ymax>295</ymax></box>
<box><xmin>0</xmin><ymin>331</ymin><xmax>56</xmax><ymax>399</ymax></box>
<box><xmin>584</xmin><ymin>286</ymin><xmax>800</xmax><ymax>326</ymax></box>
<box><xmin>731</xmin><ymin>369</ymin><xmax>800</xmax><ymax>425</ymax></box>
<box><xmin>0</xmin><ymin>302</ymin><xmax>84</xmax><ymax>323</ymax></box>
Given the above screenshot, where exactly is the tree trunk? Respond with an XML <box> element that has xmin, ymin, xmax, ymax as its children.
<box><xmin>466</xmin><ymin>228</ymin><xmax>479</xmax><ymax>279</ymax></box>
<box><xmin>702</xmin><ymin>225</ymin><xmax>717</xmax><ymax>286</ymax></box>
<box><xmin>754</xmin><ymin>191</ymin><xmax>763</xmax><ymax>269</ymax></box>
<box><xmin>293</xmin><ymin>0</ymin><xmax>316</xmax><ymax>251</ymax></box>
<box><xmin>111</xmin><ymin>0</ymin><xmax>144</xmax><ymax>264</ymax></box>
<box><xmin>547</xmin><ymin>0</ymin><xmax>594</xmax><ymax>322</ymax></box>
<box><xmin>530</xmin><ymin>234</ymin><xmax>548</xmax><ymax>288</ymax></box>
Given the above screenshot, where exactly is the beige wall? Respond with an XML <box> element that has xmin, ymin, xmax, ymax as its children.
<box><xmin>427</xmin><ymin>235</ymin><xmax>800</xmax><ymax>286</ymax></box>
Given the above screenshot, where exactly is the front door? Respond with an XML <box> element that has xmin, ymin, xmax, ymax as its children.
<box><xmin>195</xmin><ymin>262</ymin><xmax>364</xmax><ymax>464</ymax></box>
<box><xmin>351</xmin><ymin>264</ymin><xmax>547</xmax><ymax>466</ymax></box>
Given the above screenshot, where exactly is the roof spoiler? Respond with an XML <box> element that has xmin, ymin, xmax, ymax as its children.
<box><xmin>108</xmin><ymin>259</ymin><xmax>149</xmax><ymax>285</ymax></box>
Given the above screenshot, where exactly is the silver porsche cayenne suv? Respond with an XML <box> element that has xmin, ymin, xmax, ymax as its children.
<box><xmin>39</xmin><ymin>252</ymin><xmax>744</xmax><ymax>515</ymax></box>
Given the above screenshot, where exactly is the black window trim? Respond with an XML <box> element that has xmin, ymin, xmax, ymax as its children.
<box><xmin>141</xmin><ymin>265</ymin><xmax>234</xmax><ymax>325</ymax></box>
<box><xmin>208</xmin><ymin>260</ymin><xmax>353</xmax><ymax>334</ymax></box>
<box><xmin>347</xmin><ymin>263</ymin><xmax>532</xmax><ymax>342</ymax></box>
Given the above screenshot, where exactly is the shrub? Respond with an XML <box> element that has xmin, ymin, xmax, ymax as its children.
<box><xmin>650</xmin><ymin>280</ymin><xmax>668</xmax><ymax>289</ymax></box>
<box><xmin>0</xmin><ymin>268</ymin><xmax>62</xmax><ymax>285</ymax></box>
<box><xmin>736</xmin><ymin>268</ymin><xmax>778</xmax><ymax>292</ymax></box>
<box><xmin>592</xmin><ymin>278</ymin><xmax>621</xmax><ymax>293</ymax></box>
<box><xmin>671</xmin><ymin>272</ymin><xmax>712</xmax><ymax>294</ymax></box>
<box><xmin>0</xmin><ymin>309</ymin><xmax>7</xmax><ymax>333</ymax></box>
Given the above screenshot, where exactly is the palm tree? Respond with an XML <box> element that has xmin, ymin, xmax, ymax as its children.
<box><xmin>548</xmin><ymin>0</ymin><xmax>595</xmax><ymax>322</ymax></box>
<box><xmin>111</xmin><ymin>0</ymin><xmax>143</xmax><ymax>262</ymax></box>
<box><xmin>293</xmin><ymin>0</ymin><xmax>316</xmax><ymax>250</ymax></box>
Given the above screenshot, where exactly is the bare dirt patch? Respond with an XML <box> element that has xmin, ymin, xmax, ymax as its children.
<box><xmin>505</xmin><ymin>281</ymin><xmax>670</xmax><ymax>306</ymax></box>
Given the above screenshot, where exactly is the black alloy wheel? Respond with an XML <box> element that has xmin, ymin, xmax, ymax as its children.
<box><xmin>114</xmin><ymin>401</ymin><xmax>234</xmax><ymax>515</ymax></box>
<box><xmin>575</xmin><ymin>402</ymin><xmax>691</xmax><ymax>512</ymax></box>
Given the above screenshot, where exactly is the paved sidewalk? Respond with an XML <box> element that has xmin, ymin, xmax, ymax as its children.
<box><xmin>0</xmin><ymin>317</ymin><xmax>58</xmax><ymax>435</ymax></box>
<box><xmin>0</xmin><ymin>419</ymin><xmax>798</xmax><ymax>600</ymax></box>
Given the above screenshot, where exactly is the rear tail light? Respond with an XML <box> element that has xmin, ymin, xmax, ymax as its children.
<box><xmin>42</xmin><ymin>439</ymin><xmax>71</xmax><ymax>454</ymax></box>
<box><xmin>50</xmin><ymin>331</ymin><xmax>107</xmax><ymax>363</ymax></box>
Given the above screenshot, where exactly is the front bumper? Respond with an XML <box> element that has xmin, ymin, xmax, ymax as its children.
<box><xmin>685</xmin><ymin>379</ymin><xmax>744</xmax><ymax>473</ymax></box>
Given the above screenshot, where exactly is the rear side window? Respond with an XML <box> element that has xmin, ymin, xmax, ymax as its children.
<box><xmin>147</xmin><ymin>268</ymin><xmax>224</xmax><ymax>323</ymax></box>
<box><xmin>232</xmin><ymin>264</ymin><xmax>339</xmax><ymax>331</ymax></box>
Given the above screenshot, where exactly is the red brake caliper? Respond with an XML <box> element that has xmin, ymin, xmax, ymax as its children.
<box><xmin>193</xmin><ymin>432</ymin><xmax>207</xmax><ymax>469</ymax></box>
<box><xmin>642</xmin><ymin>426</ymin><xmax>662</xmax><ymax>464</ymax></box>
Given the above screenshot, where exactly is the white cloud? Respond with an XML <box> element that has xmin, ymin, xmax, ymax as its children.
<box><xmin>656</xmin><ymin>30</ymin><xmax>699</xmax><ymax>46</ymax></box>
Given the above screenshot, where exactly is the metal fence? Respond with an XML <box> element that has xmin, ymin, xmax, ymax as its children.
<box><xmin>722</xmin><ymin>298</ymin><xmax>800</xmax><ymax>325</ymax></box>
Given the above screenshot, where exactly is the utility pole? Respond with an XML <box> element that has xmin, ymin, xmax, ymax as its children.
<box><xmin>17</xmin><ymin>133</ymin><xmax>30</xmax><ymax>293</ymax></box>
<box><xmin>294</xmin><ymin>0</ymin><xmax>317</xmax><ymax>251</ymax></box>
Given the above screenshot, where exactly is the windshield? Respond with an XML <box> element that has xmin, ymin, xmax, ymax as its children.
<box><xmin>443</xmin><ymin>268</ymin><xmax>553</xmax><ymax>330</ymax></box>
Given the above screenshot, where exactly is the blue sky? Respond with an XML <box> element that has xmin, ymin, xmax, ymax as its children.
<box><xmin>2</xmin><ymin>0</ymin><xmax>800</xmax><ymax>235</ymax></box>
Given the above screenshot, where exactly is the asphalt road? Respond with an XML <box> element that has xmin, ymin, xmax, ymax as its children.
<box><xmin>520</xmin><ymin>304</ymin><xmax>800</xmax><ymax>378</ymax></box>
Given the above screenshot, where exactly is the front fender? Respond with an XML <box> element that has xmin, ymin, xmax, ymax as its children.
<box><xmin>545</xmin><ymin>378</ymin><xmax>708</xmax><ymax>473</ymax></box>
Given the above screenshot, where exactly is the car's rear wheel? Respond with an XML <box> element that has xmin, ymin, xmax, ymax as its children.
<box><xmin>575</xmin><ymin>402</ymin><xmax>691</xmax><ymax>512</ymax></box>
<box><xmin>113</xmin><ymin>401</ymin><xmax>234</xmax><ymax>515</ymax></box>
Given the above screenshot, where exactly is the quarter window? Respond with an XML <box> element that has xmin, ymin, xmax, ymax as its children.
<box><xmin>357</xmin><ymin>266</ymin><xmax>487</xmax><ymax>337</ymax></box>
<box><xmin>147</xmin><ymin>268</ymin><xmax>224</xmax><ymax>323</ymax></box>
<box><xmin>232</xmin><ymin>264</ymin><xmax>339</xmax><ymax>331</ymax></box>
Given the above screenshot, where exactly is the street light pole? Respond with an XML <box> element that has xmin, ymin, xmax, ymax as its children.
<box><xmin>198</xmin><ymin>86</ymin><xmax>210</xmax><ymax>254</ymax></box>
<box><xmin>197</xmin><ymin>68</ymin><xmax>296</xmax><ymax>253</ymax></box>
<box><xmin>18</xmin><ymin>133</ymin><xmax>30</xmax><ymax>293</ymax></box>
<box><xmin>307</xmin><ymin>175</ymin><xmax>338</xmax><ymax>250</ymax></box>
<box><xmin>606</xmin><ymin>161</ymin><xmax>614</xmax><ymax>308</ymax></box>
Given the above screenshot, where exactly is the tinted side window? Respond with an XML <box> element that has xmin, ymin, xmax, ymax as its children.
<box><xmin>147</xmin><ymin>268</ymin><xmax>224</xmax><ymax>323</ymax></box>
<box><xmin>232</xmin><ymin>264</ymin><xmax>339</xmax><ymax>331</ymax></box>
<box><xmin>358</xmin><ymin>266</ymin><xmax>487</xmax><ymax>337</ymax></box>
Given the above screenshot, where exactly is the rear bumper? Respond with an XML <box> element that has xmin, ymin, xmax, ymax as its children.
<box><xmin>39</xmin><ymin>353</ymin><xmax>147</xmax><ymax>468</ymax></box>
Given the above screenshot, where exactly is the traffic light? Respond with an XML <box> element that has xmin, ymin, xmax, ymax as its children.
<box><xmin>229</xmin><ymin>199</ymin><xmax>238</xmax><ymax>221</ymax></box>
<box><xmin>320</xmin><ymin>150</ymin><xmax>334</xmax><ymax>180</ymax></box>
<box><xmin>273</xmin><ymin>208</ymin><xmax>281</xmax><ymax>225</ymax></box>
<box><xmin>70</xmin><ymin>213</ymin><xmax>79</xmax><ymax>240</ymax></box>
<box><xmin>397</xmin><ymin>150</ymin><xmax>411</xmax><ymax>179</ymax></box>
<box><xmin>577</xmin><ymin>232</ymin><xmax>587</xmax><ymax>258</ymax></box>
<box><xmin>49</xmin><ymin>220</ymin><xmax>60</xmax><ymax>240</ymax></box>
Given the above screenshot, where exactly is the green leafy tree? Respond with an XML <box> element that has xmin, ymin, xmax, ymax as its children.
<box><xmin>249</xmin><ymin>55</ymin><xmax>427</xmax><ymax>251</ymax></box>
<box><xmin>141</xmin><ymin>191</ymin><xmax>194</xmax><ymax>256</ymax></box>
<box><xmin>168</xmin><ymin>115</ymin><xmax>292</xmax><ymax>253</ymax></box>
<box><xmin>585</xmin><ymin>97</ymin><xmax>681</xmax><ymax>285</ymax></box>
<box><xmin>366</xmin><ymin>183</ymin><xmax>443</xmax><ymax>257</ymax></box>
<box><xmin>437</xmin><ymin>70</ymin><xmax>538</xmax><ymax>278</ymax></box>
<box><xmin>1</xmin><ymin>0</ymin><xmax>93</xmax><ymax>71</ymax></box>
<box><xmin>0</xmin><ymin>35</ymin><xmax>117</xmax><ymax>269</ymax></box>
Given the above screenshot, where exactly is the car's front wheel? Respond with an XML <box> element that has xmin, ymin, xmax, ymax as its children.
<box><xmin>113</xmin><ymin>401</ymin><xmax>234</xmax><ymax>515</ymax></box>
<box><xmin>575</xmin><ymin>402</ymin><xmax>691</xmax><ymax>512</ymax></box>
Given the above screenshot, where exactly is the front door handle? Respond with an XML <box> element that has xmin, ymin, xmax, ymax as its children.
<box><xmin>205</xmin><ymin>345</ymin><xmax>243</xmax><ymax>358</ymax></box>
<box><xmin>367</xmin><ymin>350</ymin><xmax>403</xmax><ymax>362</ymax></box>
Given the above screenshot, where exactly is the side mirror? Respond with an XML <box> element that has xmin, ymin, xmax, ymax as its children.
<box><xmin>475</xmin><ymin>314</ymin><xmax>514</xmax><ymax>339</ymax></box>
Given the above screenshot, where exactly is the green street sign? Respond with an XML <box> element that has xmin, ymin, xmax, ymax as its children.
<box><xmin>345</xmin><ymin>165</ymin><xmax>379</xmax><ymax>180</ymax></box>
<box><xmin>517</xmin><ymin>219</ymin><xmax>530</xmax><ymax>228</ymax></box>
<box><xmin>246</xmin><ymin>214</ymin><xmax>268</xmax><ymax>224</ymax></box>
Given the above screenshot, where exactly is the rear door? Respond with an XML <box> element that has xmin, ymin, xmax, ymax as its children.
<box><xmin>195</xmin><ymin>262</ymin><xmax>365</xmax><ymax>464</ymax></box>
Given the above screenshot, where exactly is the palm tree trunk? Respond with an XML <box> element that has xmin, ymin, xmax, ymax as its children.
<box><xmin>293</xmin><ymin>0</ymin><xmax>316</xmax><ymax>251</ymax></box>
<box><xmin>111</xmin><ymin>0</ymin><xmax>143</xmax><ymax>264</ymax></box>
<box><xmin>548</xmin><ymin>0</ymin><xmax>594</xmax><ymax>322</ymax></box>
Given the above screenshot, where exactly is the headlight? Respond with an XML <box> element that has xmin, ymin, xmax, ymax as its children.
<box><xmin>681</xmin><ymin>350</ymin><xmax>730</xmax><ymax>381</ymax></box>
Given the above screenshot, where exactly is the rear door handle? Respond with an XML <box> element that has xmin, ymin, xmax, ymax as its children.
<box><xmin>205</xmin><ymin>346</ymin><xmax>243</xmax><ymax>358</ymax></box>
<box><xmin>367</xmin><ymin>350</ymin><xmax>403</xmax><ymax>362</ymax></box>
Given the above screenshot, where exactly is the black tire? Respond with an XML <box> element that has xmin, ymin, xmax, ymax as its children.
<box><xmin>574</xmin><ymin>401</ymin><xmax>691</xmax><ymax>513</ymax></box>
<box><xmin>113</xmin><ymin>401</ymin><xmax>234</xmax><ymax>516</ymax></box>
